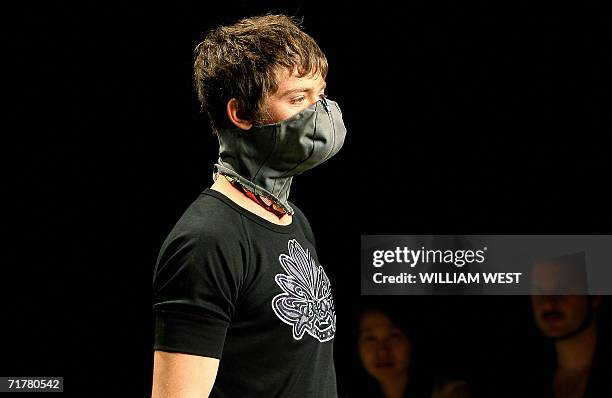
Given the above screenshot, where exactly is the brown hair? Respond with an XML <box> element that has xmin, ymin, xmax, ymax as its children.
<box><xmin>194</xmin><ymin>14</ymin><xmax>328</xmax><ymax>131</ymax></box>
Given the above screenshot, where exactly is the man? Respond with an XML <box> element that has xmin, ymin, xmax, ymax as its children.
<box><xmin>151</xmin><ymin>15</ymin><xmax>346</xmax><ymax>398</ymax></box>
<box><xmin>527</xmin><ymin>253</ymin><xmax>610</xmax><ymax>398</ymax></box>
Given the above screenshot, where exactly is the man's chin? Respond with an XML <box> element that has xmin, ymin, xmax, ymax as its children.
<box><xmin>542</xmin><ymin>326</ymin><xmax>581</xmax><ymax>341</ymax></box>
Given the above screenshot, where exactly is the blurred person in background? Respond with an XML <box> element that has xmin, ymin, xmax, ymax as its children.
<box><xmin>527</xmin><ymin>252</ymin><xmax>611</xmax><ymax>398</ymax></box>
<box><xmin>353</xmin><ymin>302</ymin><xmax>470</xmax><ymax>398</ymax></box>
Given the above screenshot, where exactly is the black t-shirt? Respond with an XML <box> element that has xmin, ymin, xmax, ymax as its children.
<box><xmin>152</xmin><ymin>188</ymin><xmax>337</xmax><ymax>397</ymax></box>
<box><xmin>499</xmin><ymin>336</ymin><xmax>612</xmax><ymax>398</ymax></box>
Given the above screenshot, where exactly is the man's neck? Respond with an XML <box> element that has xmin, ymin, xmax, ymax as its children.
<box><xmin>210</xmin><ymin>175</ymin><xmax>292</xmax><ymax>226</ymax></box>
<box><xmin>555</xmin><ymin>322</ymin><xmax>597</xmax><ymax>372</ymax></box>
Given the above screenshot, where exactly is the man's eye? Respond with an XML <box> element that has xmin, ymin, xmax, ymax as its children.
<box><xmin>290</xmin><ymin>96</ymin><xmax>306</xmax><ymax>104</ymax></box>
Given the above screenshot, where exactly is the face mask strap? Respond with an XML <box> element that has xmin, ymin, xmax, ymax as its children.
<box><xmin>320</xmin><ymin>96</ymin><xmax>330</xmax><ymax>112</ymax></box>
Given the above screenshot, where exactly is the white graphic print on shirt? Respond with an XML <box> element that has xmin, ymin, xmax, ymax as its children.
<box><xmin>271</xmin><ymin>239</ymin><xmax>336</xmax><ymax>342</ymax></box>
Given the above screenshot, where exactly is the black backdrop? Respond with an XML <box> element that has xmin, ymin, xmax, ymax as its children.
<box><xmin>6</xmin><ymin>1</ymin><xmax>611</xmax><ymax>396</ymax></box>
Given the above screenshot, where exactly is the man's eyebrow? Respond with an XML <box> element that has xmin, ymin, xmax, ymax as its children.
<box><xmin>279</xmin><ymin>82</ymin><xmax>327</xmax><ymax>97</ymax></box>
<box><xmin>279</xmin><ymin>87</ymin><xmax>310</xmax><ymax>97</ymax></box>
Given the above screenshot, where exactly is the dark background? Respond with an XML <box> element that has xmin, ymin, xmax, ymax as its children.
<box><xmin>6</xmin><ymin>1</ymin><xmax>611</xmax><ymax>396</ymax></box>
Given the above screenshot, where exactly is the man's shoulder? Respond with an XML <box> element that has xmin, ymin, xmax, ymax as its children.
<box><xmin>288</xmin><ymin>200</ymin><xmax>309</xmax><ymax>222</ymax></box>
<box><xmin>288</xmin><ymin>201</ymin><xmax>310</xmax><ymax>228</ymax></box>
<box><xmin>288</xmin><ymin>200</ymin><xmax>316</xmax><ymax>247</ymax></box>
<box><xmin>170</xmin><ymin>190</ymin><xmax>245</xmax><ymax>242</ymax></box>
<box><xmin>155</xmin><ymin>191</ymin><xmax>248</xmax><ymax>275</ymax></box>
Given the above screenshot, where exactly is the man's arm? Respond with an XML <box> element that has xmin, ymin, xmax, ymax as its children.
<box><xmin>151</xmin><ymin>350</ymin><xmax>219</xmax><ymax>398</ymax></box>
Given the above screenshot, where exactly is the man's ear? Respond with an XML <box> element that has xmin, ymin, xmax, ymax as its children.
<box><xmin>226</xmin><ymin>98</ymin><xmax>253</xmax><ymax>130</ymax></box>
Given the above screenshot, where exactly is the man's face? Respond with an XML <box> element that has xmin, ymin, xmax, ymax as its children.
<box><xmin>530</xmin><ymin>259</ymin><xmax>599</xmax><ymax>340</ymax></box>
<box><xmin>259</xmin><ymin>67</ymin><xmax>327</xmax><ymax>124</ymax></box>
<box><xmin>531</xmin><ymin>295</ymin><xmax>593</xmax><ymax>340</ymax></box>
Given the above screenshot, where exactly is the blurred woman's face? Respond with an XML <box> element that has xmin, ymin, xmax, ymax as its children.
<box><xmin>358</xmin><ymin>310</ymin><xmax>411</xmax><ymax>382</ymax></box>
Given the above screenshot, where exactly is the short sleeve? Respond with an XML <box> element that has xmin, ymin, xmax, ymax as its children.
<box><xmin>152</xmin><ymin>223</ymin><xmax>248</xmax><ymax>359</ymax></box>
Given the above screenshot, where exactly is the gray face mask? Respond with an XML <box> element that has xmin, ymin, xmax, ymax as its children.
<box><xmin>214</xmin><ymin>97</ymin><xmax>347</xmax><ymax>215</ymax></box>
